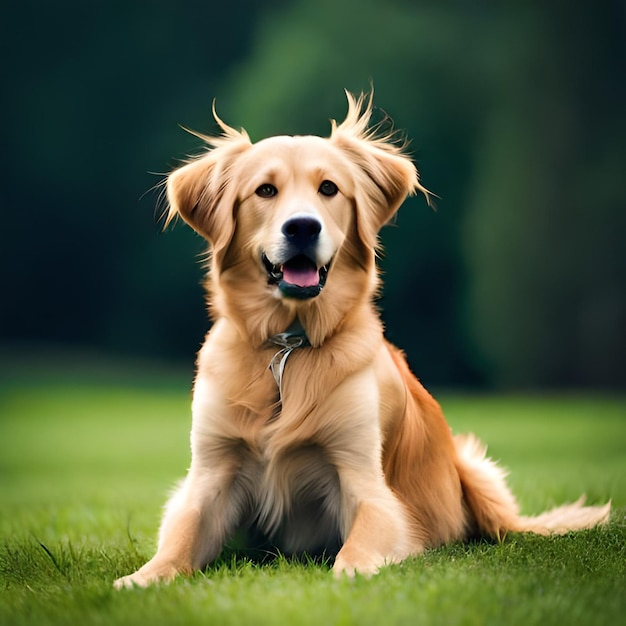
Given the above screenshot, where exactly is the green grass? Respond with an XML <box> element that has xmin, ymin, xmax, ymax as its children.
<box><xmin>1</xmin><ymin>360</ymin><xmax>625</xmax><ymax>626</ymax></box>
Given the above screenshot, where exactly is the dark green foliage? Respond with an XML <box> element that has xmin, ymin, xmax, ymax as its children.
<box><xmin>2</xmin><ymin>1</ymin><xmax>624</xmax><ymax>388</ymax></box>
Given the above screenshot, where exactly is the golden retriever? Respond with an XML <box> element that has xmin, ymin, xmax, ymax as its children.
<box><xmin>115</xmin><ymin>92</ymin><xmax>609</xmax><ymax>588</ymax></box>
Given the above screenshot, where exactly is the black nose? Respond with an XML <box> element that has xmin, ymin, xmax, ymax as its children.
<box><xmin>281</xmin><ymin>216</ymin><xmax>321</xmax><ymax>249</ymax></box>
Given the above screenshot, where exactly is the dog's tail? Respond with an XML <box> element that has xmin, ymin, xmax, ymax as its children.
<box><xmin>454</xmin><ymin>433</ymin><xmax>611</xmax><ymax>538</ymax></box>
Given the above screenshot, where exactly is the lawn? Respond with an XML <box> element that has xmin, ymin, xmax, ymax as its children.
<box><xmin>1</xmin><ymin>355</ymin><xmax>625</xmax><ymax>626</ymax></box>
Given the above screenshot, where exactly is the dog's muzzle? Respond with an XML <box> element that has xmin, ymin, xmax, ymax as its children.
<box><xmin>262</xmin><ymin>215</ymin><xmax>331</xmax><ymax>300</ymax></box>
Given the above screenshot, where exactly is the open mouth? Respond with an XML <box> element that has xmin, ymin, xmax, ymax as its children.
<box><xmin>262</xmin><ymin>253</ymin><xmax>330</xmax><ymax>300</ymax></box>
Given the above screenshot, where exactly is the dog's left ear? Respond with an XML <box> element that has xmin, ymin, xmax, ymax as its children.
<box><xmin>331</xmin><ymin>92</ymin><xmax>429</xmax><ymax>249</ymax></box>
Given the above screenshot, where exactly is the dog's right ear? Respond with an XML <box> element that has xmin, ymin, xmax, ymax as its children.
<box><xmin>165</xmin><ymin>119</ymin><xmax>252</xmax><ymax>263</ymax></box>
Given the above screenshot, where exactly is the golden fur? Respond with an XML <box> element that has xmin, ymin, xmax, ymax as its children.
<box><xmin>115</xmin><ymin>92</ymin><xmax>610</xmax><ymax>588</ymax></box>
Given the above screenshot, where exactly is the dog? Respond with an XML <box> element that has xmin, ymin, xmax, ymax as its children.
<box><xmin>114</xmin><ymin>92</ymin><xmax>610</xmax><ymax>588</ymax></box>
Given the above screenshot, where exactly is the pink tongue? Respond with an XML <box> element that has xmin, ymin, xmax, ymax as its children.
<box><xmin>282</xmin><ymin>264</ymin><xmax>319</xmax><ymax>287</ymax></box>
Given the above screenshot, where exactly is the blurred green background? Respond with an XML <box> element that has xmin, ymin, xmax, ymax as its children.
<box><xmin>2</xmin><ymin>1</ymin><xmax>625</xmax><ymax>390</ymax></box>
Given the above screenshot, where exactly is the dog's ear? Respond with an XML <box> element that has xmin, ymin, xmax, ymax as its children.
<box><xmin>166</xmin><ymin>116</ymin><xmax>252</xmax><ymax>263</ymax></box>
<box><xmin>331</xmin><ymin>92</ymin><xmax>430</xmax><ymax>249</ymax></box>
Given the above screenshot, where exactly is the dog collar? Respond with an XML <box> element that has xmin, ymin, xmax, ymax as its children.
<box><xmin>267</xmin><ymin>318</ymin><xmax>310</xmax><ymax>400</ymax></box>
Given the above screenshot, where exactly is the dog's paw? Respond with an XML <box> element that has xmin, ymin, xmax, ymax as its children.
<box><xmin>113</xmin><ymin>569</ymin><xmax>168</xmax><ymax>589</ymax></box>
<box><xmin>332</xmin><ymin>549</ymin><xmax>382</xmax><ymax>579</ymax></box>
<box><xmin>113</xmin><ymin>560</ymin><xmax>183</xmax><ymax>589</ymax></box>
<box><xmin>113</xmin><ymin>574</ymin><xmax>145</xmax><ymax>590</ymax></box>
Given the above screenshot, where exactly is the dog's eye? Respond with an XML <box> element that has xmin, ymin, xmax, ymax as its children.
<box><xmin>319</xmin><ymin>180</ymin><xmax>338</xmax><ymax>197</ymax></box>
<box><xmin>256</xmin><ymin>183</ymin><xmax>278</xmax><ymax>198</ymax></box>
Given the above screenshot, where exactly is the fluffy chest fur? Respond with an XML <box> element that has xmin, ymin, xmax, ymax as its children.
<box><xmin>189</xmin><ymin>317</ymin><xmax>386</xmax><ymax>554</ymax></box>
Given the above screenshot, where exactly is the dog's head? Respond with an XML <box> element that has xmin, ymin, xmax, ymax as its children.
<box><xmin>165</xmin><ymin>92</ymin><xmax>429</xmax><ymax>340</ymax></box>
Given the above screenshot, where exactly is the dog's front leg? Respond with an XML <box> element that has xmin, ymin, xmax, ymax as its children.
<box><xmin>322</xmin><ymin>370</ymin><xmax>416</xmax><ymax>578</ymax></box>
<box><xmin>114</xmin><ymin>460</ymin><xmax>241</xmax><ymax>588</ymax></box>
<box><xmin>114</xmin><ymin>372</ymin><xmax>247</xmax><ymax>589</ymax></box>
<box><xmin>333</xmin><ymin>472</ymin><xmax>413</xmax><ymax>578</ymax></box>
